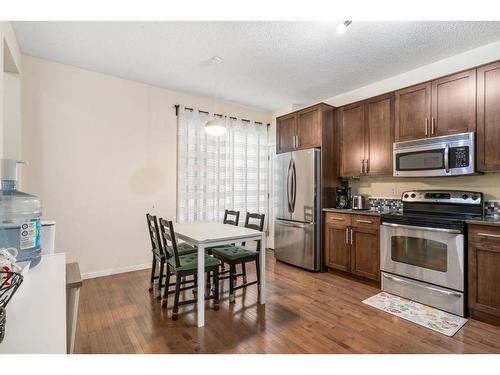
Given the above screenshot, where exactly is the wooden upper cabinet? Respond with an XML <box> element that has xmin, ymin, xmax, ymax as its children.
<box><xmin>340</xmin><ymin>102</ymin><xmax>365</xmax><ymax>177</ymax></box>
<box><xmin>297</xmin><ymin>106</ymin><xmax>321</xmax><ymax>149</ymax></box>
<box><xmin>276</xmin><ymin>113</ymin><xmax>297</xmax><ymax>153</ymax></box>
<box><xmin>275</xmin><ymin>104</ymin><xmax>332</xmax><ymax>154</ymax></box>
<box><xmin>365</xmin><ymin>94</ymin><xmax>394</xmax><ymax>175</ymax></box>
<box><xmin>431</xmin><ymin>69</ymin><xmax>476</xmax><ymax>137</ymax></box>
<box><xmin>395</xmin><ymin>82</ymin><xmax>431</xmax><ymax>142</ymax></box>
<box><xmin>477</xmin><ymin>61</ymin><xmax>500</xmax><ymax>172</ymax></box>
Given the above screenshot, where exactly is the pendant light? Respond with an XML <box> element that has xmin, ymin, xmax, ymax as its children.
<box><xmin>205</xmin><ymin>56</ymin><xmax>226</xmax><ymax>136</ymax></box>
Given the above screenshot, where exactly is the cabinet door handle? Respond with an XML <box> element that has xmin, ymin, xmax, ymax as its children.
<box><xmin>477</xmin><ymin>232</ymin><xmax>500</xmax><ymax>239</ymax></box>
<box><xmin>331</xmin><ymin>217</ymin><xmax>345</xmax><ymax>221</ymax></box>
<box><xmin>431</xmin><ymin>117</ymin><xmax>436</xmax><ymax>135</ymax></box>
<box><xmin>297</xmin><ymin>135</ymin><xmax>300</xmax><ymax>148</ymax></box>
<box><xmin>356</xmin><ymin>219</ymin><xmax>373</xmax><ymax>224</ymax></box>
<box><xmin>350</xmin><ymin>228</ymin><xmax>354</xmax><ymax>245</ymax></box>
<box><xmin>364</xmin><ymin>159</ymin><xmax>369</xmax><ymax>174</ymax></box>
<box><xmin>425</xmin><ymin>118</ymin><xmax>429</xmax><ymax>136</ymax></box>
<box><xmin>345</xmin><ymin>228</ymin><xmax>349</xmax><ymax>244</ymax></box>
<box><xmin>360</xmin><ymin>159</ymin><xmax>364</xmax><ymax>175</ymax></box>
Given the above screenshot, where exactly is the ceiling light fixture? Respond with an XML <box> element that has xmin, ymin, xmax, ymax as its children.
<box><xmin>205</xmin><ymin>56</ymin><xmax>227</xmax><ymax>136</ymax></box>
<box><xmin>336</xmin><ymin>21</ymin><xmax>352</xmax><ymax>34</ymax></box>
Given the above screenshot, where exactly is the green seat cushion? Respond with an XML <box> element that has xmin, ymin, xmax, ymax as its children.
<box><xmin>212</xmin><ymin>246</ymin><xmax>258</xmax><ymax>261</ymax></box>
<box><xmin>153</xmin><ymin>242</ymin><xmax>196</xmax><ymax>258</ymax></box>
<box><xmin>178</xmin><ymin>242</ymin><xmax>197</xmax><ymax>255</ymax></box>
<box><xmin>167</xmin><ymin>254</ymin><xmax>220</xmax><ymax>272</ymax></box>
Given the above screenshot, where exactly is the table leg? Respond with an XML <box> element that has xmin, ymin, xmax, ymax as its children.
<box><xmin>197</xmin><ymin>244</ymin><xmax>206</xmax><ymax>327</ymax></box>
<box><xmin>259</xmin><ymin>233</ymin><xmax>266</xmax><ymax>304</ymax></box>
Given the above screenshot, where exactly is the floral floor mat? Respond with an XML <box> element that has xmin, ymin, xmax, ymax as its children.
<box><xmin>362</xmin><ymin>291</ymin><xmax>467</xmax><ymax>336</ymax></box>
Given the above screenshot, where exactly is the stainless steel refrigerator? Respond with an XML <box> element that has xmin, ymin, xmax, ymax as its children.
<box><xmin>274</xmin><ymin>148</ymin><xmax>321</xmax><ymax>271</ymax></box>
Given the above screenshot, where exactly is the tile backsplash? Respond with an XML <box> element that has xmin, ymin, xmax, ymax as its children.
<box><xmin>484</xmin><ymin>201</ymin><xmax>500</xmax><ymax>217</ymax></box>
<box><xmin>367</xmin><ymin>196</ymin><xmax>500</xmax><ymax>217</ymax></box>
<box><xmin>368</xmin><ymin>197</ymin><xmax>403</xmax><ymax>213</ymax></box>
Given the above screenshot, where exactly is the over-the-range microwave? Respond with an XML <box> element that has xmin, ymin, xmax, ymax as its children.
<box><xmin>393</xmin><ymin>132</ymin><xmax>475</xmax><ymax>177</ymax></box>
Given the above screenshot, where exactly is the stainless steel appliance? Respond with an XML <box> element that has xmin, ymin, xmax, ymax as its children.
<box><xmin>274</xmin><ymin>148</ymin><xmax>321</xmax><ymax>271</ymax></box>
<box><xmin>393</xmin><ymin>132</ymin><xmax>475</xmax><ymax>177</ymax></box>
<box><xmin>335</xmin><ymin>187</ymin><xmax>351</xmax><ymax>209</ymax></box>
<box><xmin>380</xmin><ymin>190</ymin><xmax>483</xmax><ymax>316</ymax></box>
<box><xmin>351</xmin><ymin>195</ymin><xmax>368</xmax><ymax>210</ymax></box>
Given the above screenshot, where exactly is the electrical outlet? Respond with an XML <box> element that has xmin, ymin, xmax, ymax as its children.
<box><xmin>390</xmin><ymin>187</ymin><xmax>397</xmax><ymax>197</ymax></box>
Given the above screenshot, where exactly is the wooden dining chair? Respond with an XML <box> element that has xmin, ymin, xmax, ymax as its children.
<box><xmin>146</xmin><ymin>213</ymin><xmax>166</xmax><ymax>296</ymax></box>
<box><xmin>212</xmin><ymin>212</ymin><xmax>265</xmax><ymax>303</ymax></box>
<box><xmin>147</xmin><ymin>213</ymin><xmax>196</xmax><ymax>299</ymax></box>
<box><xmin>159</xmin><ymin>218</ymin><xmax>221</xmax><ymax>320</ymax></box>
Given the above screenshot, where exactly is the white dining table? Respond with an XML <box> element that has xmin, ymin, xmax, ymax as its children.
<box><xmin>174</xmin><ymin>221</ymin><xmax>266</xmax><ymax>327</ymax></box>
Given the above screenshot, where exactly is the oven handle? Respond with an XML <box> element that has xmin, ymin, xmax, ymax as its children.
<box><xmin>381</xmin><ymin>222</ymin><xmax>461</xmax><ymax>234</ymax></box>
<box><xmin>382</xmin><ymin>273</ymin><xmax>463</xmax><ymax>298</ymax></box>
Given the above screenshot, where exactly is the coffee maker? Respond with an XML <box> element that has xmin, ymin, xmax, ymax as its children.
<box><xmin>335</xmin><ymin>187</ymin><xmax>351</xmax><ymax>209</ymax></box>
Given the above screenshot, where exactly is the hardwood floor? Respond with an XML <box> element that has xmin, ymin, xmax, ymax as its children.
<box><xmin>75</xmin><ymin>250</ymin><xmax>500</xmax><ymax>354</ymax></box>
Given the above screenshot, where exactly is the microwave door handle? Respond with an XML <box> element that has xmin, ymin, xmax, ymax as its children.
<box><xmin>444</xmin><ymin>144</ymin><xmax>450</xmax><ymax>173</ymax></box>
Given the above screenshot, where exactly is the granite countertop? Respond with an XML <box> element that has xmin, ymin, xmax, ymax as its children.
<box><xmin>466</xmin><ymin>216</ymin><xmax>500</xmax><ymax>227</ymax></box>
<box><xmin>322</xmin><ymin>208</ymin><xmax>384</xmax><ymax>216</ymax></box>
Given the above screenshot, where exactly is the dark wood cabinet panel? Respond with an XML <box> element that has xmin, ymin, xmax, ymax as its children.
<box><xmin>276</xmin><ymin>113</ymin><xmax>297</xmax><ymax>153</ymax></box>
<box><xmin>351</xmin><ymin>227</ymin><xmax>380</xmax><ymax>281</ymax></box>
<box><xmin>324</xmin><ymin>213</ymin><xmax>380</xmax><ymax>282</ymax></box>
<box><xmin>469</xmin><ymin>225</ymin><xmax>500</xmax><ymax>325</ymax></box>
<box><xmin>297</xmin><ymin>107</ymin><xmax>321</xmax><ymax>149</ymax></box>
<box><xmin>340</xmin><ymin>103</ymin><xmax>365</xmax><ymax>177</ymax></box>
<box><xmin>395</xmin><ymin>82</ymin><xmax>431</xmax><ymax>142</ymax></box>
<box><xmin>324</xmin><ymin>222</ymin><xmax>350</xmax><ymax>272</ymax></box>
<box><xmin>365</xmin><ymin>94</ymin><xmax>394</xmax><ymax>175</ymax></box>
<box><xmin>477</xmin><ymin>61</ymin><xmax>500</xmax><ymax>172</ymax></box>
<box><xmin>431</xmin><ymin>69</ymin><xmax>476</xmax><ymax>137</ymax></box>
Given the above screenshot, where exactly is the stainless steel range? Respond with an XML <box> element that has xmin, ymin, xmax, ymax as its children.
<box><xmin>380</xmin><ymin>190</ymin><xmax>483</xmax><ymax>316</ymax></box>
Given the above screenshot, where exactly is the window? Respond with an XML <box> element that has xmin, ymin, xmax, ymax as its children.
<box><xmin>177</xmin><ymin>107</ymin><xmax>268</xmax><ymax>223</ymax></box>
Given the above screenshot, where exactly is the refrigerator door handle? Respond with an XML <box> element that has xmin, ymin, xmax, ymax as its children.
<box><xmin>291</xmin><ymin>158</ymin><xmax>297</xmax><ymax>212</ymax></box>
<box><xmin>286</xmin><ymin>158</ymin><xmax>293</xmax><ymax>213</ymax></box>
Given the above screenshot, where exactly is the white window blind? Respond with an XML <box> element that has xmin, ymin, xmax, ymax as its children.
<box><xmin>177</xmin><ymin>106</ymin><xmax>268</xmax><ymax>223</ymax></box>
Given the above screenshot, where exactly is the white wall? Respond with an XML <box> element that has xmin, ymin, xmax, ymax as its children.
<box><xmin>0</xmin><ymin>21</ymin><xmax>22</xmax><ymax>158</ymax></box>
<box><xmin>21</xmin><ymin>55</ymin><xmax>273</xmax><ymax>278</ymax></box>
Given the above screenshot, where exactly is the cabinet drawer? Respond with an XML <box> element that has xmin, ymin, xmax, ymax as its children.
<box><xmin>325</xmin><ymin>213</ymin><xmax>351</xmax><ymax>226</ymax></box>
<box><xmin>469</xmin><ymin>225</ymin><xmax>500</xmax><ymax>246</ymax></box>
<box><xmin>351</xmin><ymin>215</ymin><xmax>380</xmax><ymax>229</ymax></box>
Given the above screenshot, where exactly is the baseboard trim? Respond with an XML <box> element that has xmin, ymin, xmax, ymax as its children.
<box><xmin>82</xmin><ymin>262</ymin><xmax>151</xmax><ymax>280</ymax></box>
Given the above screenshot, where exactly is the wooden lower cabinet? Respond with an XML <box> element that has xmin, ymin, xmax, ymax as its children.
<box><xmin>324</xmin><ymin>220</ymin><xmax>350</xmax><ymax>272</ymax></box>
<box><xmin>324</xmin><ymin>213</ymin><xmax>380</xmax><ymax>282</ymax></box>
<box><xmin>469</xmin><ymin>225</ymin><xmax>500</xmax><ymax>326</ymax></box>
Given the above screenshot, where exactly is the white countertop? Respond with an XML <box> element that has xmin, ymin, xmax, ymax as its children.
<box><xmin>0</xmin><ymin>253</ymin><xmax>67</xmax><ymax>354</ymax></box>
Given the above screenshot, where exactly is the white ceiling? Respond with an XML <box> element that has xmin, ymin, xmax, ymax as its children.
<box><xmin>13</xmin><ymin>21</ymin><xmax>500</xmax><ymax>111</ymax></box>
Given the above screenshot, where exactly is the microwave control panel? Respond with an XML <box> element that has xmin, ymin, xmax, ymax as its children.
<box><xmin>450</xmin><ymin>146</ymin><xmax>469</xmax><ymax>168</ymax></box>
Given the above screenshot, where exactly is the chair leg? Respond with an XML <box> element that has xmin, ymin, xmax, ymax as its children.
<box><xmin>242</xmin><ymin>262</ymin><xmax>247</xmax><ymax>284</ymax></box>
<box><xmin>162</xmin><ymin>267</ymin><xmax>171</xmax><ymax>308</ymax></box>
<box><xmin>256</xmin><ymin>257</ymin><xmax>261</xmax><ymax>290</ymax></box>
<box><xmin>149</xmin><ymin>256</ymin><xmax>156</xmax><ymax>291</ymax></box>
<box><xmin>206</xmin><ymin>271</ymin><xmax>211</xmax><ymax>292</ymax></box>
<box><xmin>213</xmin><ymin>268</ymin><xmax>220</xmax><ymax>310</ymax></box>
<box><xmin>229</xmin><ymin>264</ymin><xmax>236</xmax><ymax>303</ymax></box>
<box><xmin>172</xmin><ymin>275</ymin><xmax>181</xmax><ymax>320</ymax></box>
<box><xmin>157</xmin><ymin>258</ymin><xmax>165</xmax><ymax>299</ymax></box>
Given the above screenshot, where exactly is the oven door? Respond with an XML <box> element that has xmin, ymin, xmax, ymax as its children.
<box><xmin>393</xmin><ymin>144</ymin><xmax>449</xmax><ymax>177</ymax></box>
<box><xmin>380</xmin><ymin>223</ymin><xmax>464</xmax><ymax>291</ymax></box>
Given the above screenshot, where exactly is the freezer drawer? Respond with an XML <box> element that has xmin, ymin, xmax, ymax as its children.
<box><xmin>381</xmin><ymin>272</ymin><xmax>465</xmax><ymax>316</ymax></box>
<box><xmin>274</xmin><ymin>219</ymin><xmax>318</xmax><ymax>271</ymax></box>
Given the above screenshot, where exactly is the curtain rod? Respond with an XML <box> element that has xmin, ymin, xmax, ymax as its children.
<box><xmin>174</xmin><ymin>104</ymin><xmax>270</xmax><ymax>126</ymax></box>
